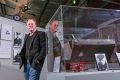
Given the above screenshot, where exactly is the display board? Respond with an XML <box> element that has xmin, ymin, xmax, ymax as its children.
<box><xmin>0</xmin><ymin>24</ymin><xmax>13</xmax><ymax>58</ymax></box>
<box><xmin>14</xmin><ymin>31</ymin><xmax>22</xmax><ymax>47</ymax></box>
<box><xmin>0</xmin><ymin>40</ymin><xmax>12</xmax><ymax>58</ymax></box>
<box><xmin>0</xmin><ymin>23</ymin><xmax>23</xmax><ymax>59</ymax></box>
<box><xmin>1</xmin><ymin>24</ymin><xmax>13</xmax><ymax>41</ymax></box>
<box><xmin>13</xmin><ymin>48</ymin><xmax>21</xmax><ymax>64</ymax></box>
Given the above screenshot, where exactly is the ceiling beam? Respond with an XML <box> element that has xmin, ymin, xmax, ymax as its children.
<box><xmin>38</xmin><ymin>0</ymin><xmax>50</xmax><ymax>23</ymax></box>
<box><xmin>0</xmin><ymin>3</ymin><xmax>6</xmax><ymax>16</ymax></box>
<box><xmin>102</xmin><ymin>0</ymin><xmax>120</xmax><ymax>6</ymax></box>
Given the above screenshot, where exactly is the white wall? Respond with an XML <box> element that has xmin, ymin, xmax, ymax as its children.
<box><xmin>0</xmin><ymin>17</ymin><xmax>26</xmax><ymax>80</ymax></box>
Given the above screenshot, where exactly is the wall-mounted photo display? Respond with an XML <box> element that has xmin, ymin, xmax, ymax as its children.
<box><xmin>0</xmin><ymin>40</ymin><xmax>12</xmax><ymax>58</ymax></box>
<box><xmin>1</xmin><ymin>24</ymin><xmax>13</xmax><ymax>41</ymax></box>
<box><xmin>95</xmin><ymin>53</ymin><xmax>109</xmax><ymax>71</ymax></box>
<box><xmin>14</xmin><ymin>32</ymin><xmax>22</xmax><ymax>47</ymax></box>
<box><xmin>13</xmin><ymin>48</ymin><xmax>21</xmax><ymax>64</ymax></box>
<box><xmin>116</xmin><ymin>52</ymin><xmax>120</xmax><ymax>63</ymax></box>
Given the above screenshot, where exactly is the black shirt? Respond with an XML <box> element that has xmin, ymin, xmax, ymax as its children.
<box><xmin>26</xmin><ymin>35</ymin><xmax>32</xmax><ymax>60</ymax></box>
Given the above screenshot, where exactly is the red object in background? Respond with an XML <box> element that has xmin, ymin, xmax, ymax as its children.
<box><xmin>66</xmin><ymin>61</ymin><xmax>89</xmax><ymax>72</ymax></box>
<box><xmin>70</xmin><ymin>63</ymin><xmax>85</xmax><ymax>72</ymax></box>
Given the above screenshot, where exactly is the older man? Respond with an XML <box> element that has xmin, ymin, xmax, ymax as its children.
<box><xmin>19</xmin><ymin>18</ymin><xmax>46</xmax><ymax>80</ymax></box>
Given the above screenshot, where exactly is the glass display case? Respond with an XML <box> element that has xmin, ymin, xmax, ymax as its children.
<box><xmin>46</xmin><ymin>5</ymin><xmax>120</xmax><ymax>73</ymax></box>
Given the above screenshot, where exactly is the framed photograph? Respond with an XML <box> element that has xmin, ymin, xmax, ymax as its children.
<box><xmin>1</xmin><ymin>24</ymin><xmax>13</xmax><ymax>41</ymax></box>
<box><xmin>95</xmin><ymin>53</ymin><xmax>109</xmax><ymax>71</ymax></box>
<box><xmin>14</xmin><ymin>32</ymin><xmax>22</xmax><ymax>47</ymax></box>
<box><xmin>13</xmin><ymin>48</ymin><xmax>21</xmax><ymax>64</ymax></box>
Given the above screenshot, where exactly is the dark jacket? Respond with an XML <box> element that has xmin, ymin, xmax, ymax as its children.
<box><xmin>19</xmin><ymin>30</ymin><xmax>46</xmax><ymax>69</ymax></box>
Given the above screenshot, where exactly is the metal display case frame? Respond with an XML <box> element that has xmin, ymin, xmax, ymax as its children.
<box><xmin>46</xmin><ymin>5</ymin><xmax>120</xmax><ymax>74</ymax></box>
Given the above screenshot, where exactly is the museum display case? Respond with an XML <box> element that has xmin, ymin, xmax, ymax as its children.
<box><xmin>46</xmin><ymin>5</ymin><xmax>120</xmax><ymax>73</ymax></box>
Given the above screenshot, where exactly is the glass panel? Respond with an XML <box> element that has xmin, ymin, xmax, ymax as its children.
<box><xmin>46</xmin><ymin>5</ymin><xmax>120</xmax><ymax>72</ymax></box>
<box><xmin>46</xmin><ymin>6</ymin><xmax>64</xmax><ymax>72</ymax></box>
<box><xmin>62</xmin><ymin>6</ymin><xmax>118</xmax><ymax>72</ymax></box>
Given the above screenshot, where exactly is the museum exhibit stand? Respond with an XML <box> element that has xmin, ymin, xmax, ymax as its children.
<box><xmin>46</xmin><ymin>5</ymin><xmax>120</xmax><ymax>80</ymax></box>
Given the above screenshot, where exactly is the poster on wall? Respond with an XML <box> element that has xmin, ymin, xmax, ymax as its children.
<box><xmin>0</xmin><ymin>40</ymin><xmax>12</xmax><ymax>58</ymax></box>
<box><xmin>95</xmin><ymin>53</ymin><xmax>109</xmax><ymax>71</ymax></box>
<box><xmin>13</xmin><ymin>48</ymin><xmax>21</xmax><ymax>64</ymax></box>
<box><xmin>14</xmin><ymin>32</ymin><xmax>22</xmax><ymax>47</ymax></box>
<box><xmin>1</xmin><ymin>24</ymin><xmax>13</xmax><ymax>41</ymax></box>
